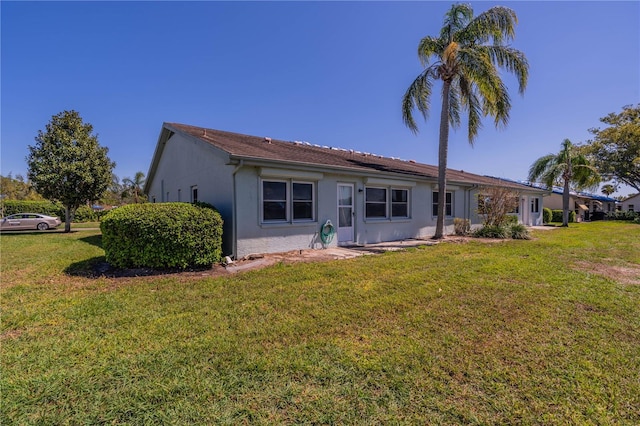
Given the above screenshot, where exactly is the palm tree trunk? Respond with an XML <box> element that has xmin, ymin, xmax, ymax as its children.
<box><xmin>435</xmin><ymin>80</ymin><xmax>451</xmax><ymax>239</ymax></box>
<box><xmin>562</xmin><ymin>178</ymin><xmax>570</xmax><ymax>227</ymax></box>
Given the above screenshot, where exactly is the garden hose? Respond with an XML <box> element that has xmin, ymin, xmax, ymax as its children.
<box><xmin>320</xmin><ymin>220</ymin><xmax>335</xmax><ymax>245</ymax></box>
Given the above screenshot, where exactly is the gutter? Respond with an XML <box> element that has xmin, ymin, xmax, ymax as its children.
<box><xmin>231</xmin><ymin>159</ymin><xmax>244</xmax><ymax>260</ymax></box>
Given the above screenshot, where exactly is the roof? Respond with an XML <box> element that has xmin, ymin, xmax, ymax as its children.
<box><xmin>147</xmin><ymin>122</ymin><xmax>545</xmax><ymax>193</ymax></box>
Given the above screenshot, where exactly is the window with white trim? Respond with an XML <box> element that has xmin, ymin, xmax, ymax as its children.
<box><xmin>365</xmin><ymin>187</ymin><xmax>410</xmax><ymax>219</ymax></box>
<box><xmin>365</xmin><ymin>187</ymin><xmax>387</xmax><ymax>218</ymax></box>
<box><xmin>391</xmin><ymin>189</ymin><xmax>409</xmax><ymax>218</ymax></box>
<box><xmin>531</xmin><ymin>197</ymin><xmax>540</xmax><ymax>213</ymax></box>
<box><xmin>262</xmin><ymin>180</ymin><xmax>315</xmax><ymax>222</ymax></box>
<box><xmin>432</xmin><ymin>191</ymin><xmax>452</xmax><ymax>217</ymax></box>
<box><xmin>191</xmin><ymin>186</ymin><xmax>198</xmax><ymax>203</ymax></box>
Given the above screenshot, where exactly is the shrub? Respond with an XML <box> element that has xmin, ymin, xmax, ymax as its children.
<box><xmin>73</xmin><ymin>205</ymin><xmax>97</xmax><ymax>222</ymax></box>
<box><xmin>509</xmin><ymin>223</ymin><xmax>531</xmax><ymax>240</ymax></box>
<box><xmin>551</xmin><ymin>210</ymin><xmax>576</xmax><ymax>223</ymax></box>
<box><xmin>473</xmin><ymin>225</ymin><xmax>508</xmax><ymax>239</ymax></box>
<box><xmin>543</xmin><ymin>207</ymin><xmax>552</xmax><ymax>224</ymax></box>
<box><xmin>101</xmin><ymin>202</ymin><xmax>223</xmax><ymax>269</ymax></box>
<box><xmin>453</xmin><ymin>218</ymin><xmax>471</xmax><ymax>236</ymax></box>
<box><xmin>605</xmin><ymin>211</ymin><xmax>639</xmax><ymax>221</ymax></box>
<box><xmin>0</xmin><ymin>200</ymin><xmax>64</xmax><ymax>218</ymax></box>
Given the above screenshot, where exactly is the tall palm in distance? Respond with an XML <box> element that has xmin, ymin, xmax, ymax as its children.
<box><xmin>122</xmin><ymin>171</ymin><xmax>146</xmax><ymax>204</ymax></box>
<box><xmin>528</xmin><ymin>139</ymin><xmax>600</xmax><ymax>226</ymax></box>
<box><xmin>402</xmin><ymin>3</ymin><xmax>528</xmax><ymax>238</ymax></box>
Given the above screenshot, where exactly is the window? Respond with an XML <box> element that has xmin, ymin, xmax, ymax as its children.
<box><xmin>262</xmin><ymin>180</ymin><xmax>315</xmax><ymax>222</ymax></box>
<box><xmin>263</xmin><ymin>180</ymin><xmax>287</xmax><ymax>221</ymax></box>
<box><xmin>191</xmin><ymin>186</ymin><xmax>198</xmax><ymax>203</ymax></box>
<box><xmin>531</xmin><ymin>197</ymin><xmax>539</xmax><ymax>213</ymax></box>
<box><xmin>432</xmin><ymin>191</ymin><xmax>452</xmax><ymax>217</ymax></box>
<box><xmin>366</xmin><ymin>187</ymin><xmax>387</xmax><ymax>218</ymax></box>
<box><xmin>629</xmin><ymin>205</ymin><xmax>635</xmax><ymax>212</ymax></box>
<box><xmin>391</xmin><ymin>189</ymin><xmax>409</xmax><ymax>218</ymax></box>
<box><xmin>364</xmin><ymin>187</ymin><xmax>411</xmax><ymax>219</ymax></box>
<box><xmin>292</xmin><ymin>182</ymin><xmax>313</xmax><ymax>220</ymax></box>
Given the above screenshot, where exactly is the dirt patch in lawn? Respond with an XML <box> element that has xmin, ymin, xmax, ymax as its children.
<box><xmin>574</xmin><ymin>261</ymin><xmax>640</xmax><ymax>285</ymax></box>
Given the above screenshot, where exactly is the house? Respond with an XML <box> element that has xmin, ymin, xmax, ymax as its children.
<box><xmin>144</xmin><ymin>123</ymin><xmax>547</xmax><ymax>259</ymax></box>
<box><xmin>543</xmin><ymin>188</ymin><xmax>618</xmax><ymax>221</ymax></box>
<box><xmin>619</xmin><ymin>193</ymin><xmax>640</xmax><ymax>213</ymax></box>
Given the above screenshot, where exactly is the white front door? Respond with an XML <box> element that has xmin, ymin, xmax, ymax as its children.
<box><xmin>337</xmin><ymin>184</ymin><xmax>354</xmax><ymax>244</ymax></box>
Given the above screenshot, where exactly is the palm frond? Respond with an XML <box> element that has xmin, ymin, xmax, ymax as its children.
<box><xmin>441</xmin><ymin>3</ymin><xmax>474</xmax><ymax>42</ymax></box>
<box><xmin>460</xmin><ymin>6</ymin><xmax>518</xmax><ymax>45</ymax></box>
<box><xmin>447</xmin><ymin>81</ymin><xmax>461</xmax><ymax>129</ymax></box>
<box><xmin>458</xmin><ymin>74</ymin><xmax>483</xmax><ymax>143</ymax></box>
<box><xmin>417</xmin><ymin>36</ymin><xmax>445</xmax><ymax>67</ymax></box>
<box><xmin>481</xmin><ymin>46</ymin><xmax>529</xmax><ymax>95</ymax></box>
<box><xmin>401</xmin><ymin>67</ymin><xmax>436</xmax><ymax>134</ymax></box>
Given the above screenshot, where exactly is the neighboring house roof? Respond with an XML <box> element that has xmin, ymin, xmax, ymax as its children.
<box><xmin>520</xmin><ymin>181</ymin><xmax>618</xmax><ymax>203</ymax></box>
<box><xmin>146</xmin><ymin>122</ymin><xmax>546</xmax><ymax>194</ymax></box>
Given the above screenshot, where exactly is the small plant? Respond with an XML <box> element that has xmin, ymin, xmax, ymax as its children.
<box><xmin>509</xmin><ymin>223</ymin><xmax>531</xmax><ymax>239</ymax></box>
<box><xmin>453</xmin><ymin>218</ymin><xmax>471</xmax><ymax>235</ymax></box>
<box><xmin>473</xmin><ymin>225</ymin><xmax>508</xmax><ymax>239</ymax></box>
<box><xmin>477</xmin><ymin>187</ymin><xmax>520</xmax><ymax>227</ymax></box>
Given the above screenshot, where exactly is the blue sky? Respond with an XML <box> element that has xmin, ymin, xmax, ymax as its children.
<box><xmin>2</xmin><ymin>1</ymin><xmax>639</xmax><ymax>196</ymax></box>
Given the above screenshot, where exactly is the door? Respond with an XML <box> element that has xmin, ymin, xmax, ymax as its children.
<box><xmin>337</xmin><ymin>184</ymin><xmax>354</xmax><ymax>244</ymax></box>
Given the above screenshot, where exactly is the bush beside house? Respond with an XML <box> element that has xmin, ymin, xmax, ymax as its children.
<box><xmin>101</xmin><ymin>203</ymin><xmax>223</xmax><ymax>269</ymax></box>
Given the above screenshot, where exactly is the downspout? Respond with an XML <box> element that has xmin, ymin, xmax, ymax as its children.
<box><xmin>231</xmin><ymin>160</ymin><xmax>244</xmax><ymax>260</ymax></box>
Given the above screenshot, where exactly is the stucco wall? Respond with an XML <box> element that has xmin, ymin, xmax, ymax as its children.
<box><xmin>146</xmin><ymin>132</ymin><xmax>235</xmax><ymax>254</ymax></box>
<box><xmin>232</xmin><ymin>167</ymin><xmax>484</xmax><ymax>258</ymax></box>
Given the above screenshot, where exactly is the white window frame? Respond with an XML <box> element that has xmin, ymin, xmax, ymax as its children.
<box><xmin>365</xmin><ymin>186</ymin><xmax>411</xmax><ymax>220</ymax></box>
<box><xmin>531</xmin><ymin>197</ymin><xmax>540</xmax><ymax>213</ymax></box>
<box><xmin>191</xmin><ymin>185</ymin><xmax>198</xmax><ymax>203</ymax></box>
<box><xmin>261</xmin><ymin>179</ymin><xmax>316</xmax><ymax>223</ymax></box>
<box><xmin>432</xmin><ymin>191</ymin><xmax>453</xmax><ymax>217</ymax></box>
<box><xmin>391</xmin><ymin>188</ymin><xmax>410</xmax><ymax>218</ymax></box>
<box><xmin>365</xmin><ymin>186</ymin><xmax>388</xmax><ymax>219</ymax></box>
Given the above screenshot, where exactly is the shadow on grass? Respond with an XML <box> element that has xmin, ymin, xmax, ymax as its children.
<box><xmin>79</xmin><ymin>234</ymin><xmax>103</xmax><ymax>248</ymax></box>
<box><xmin>65</xmin><ymin>256</ymin><xmax>214</xmax><ymax>279</ymax></box>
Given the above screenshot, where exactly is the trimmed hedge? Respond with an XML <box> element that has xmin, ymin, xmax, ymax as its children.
<box><xmin>0</xmin><ymin>200</ymin><xmax>64</xmax><ymax>218</ymax></box>
<box><xmin>543</xmin><ymin>208</ymin><xmax>552</xmax><ymax>224</ymax></box>
<box><xmin>551</xmin><ymin>209</ymin><xmax>576</xmax><ymax>223</ymax></box>
<box><xmin>605</xmin><ymin>211</ymin><xmax>639</xmax><ymax>221</ymax></box>
<box><xmin>101</xmin><ymin>203</ymin><xmax>223</xmax><ymax>269</ymax></box>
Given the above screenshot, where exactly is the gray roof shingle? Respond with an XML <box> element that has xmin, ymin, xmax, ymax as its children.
<box><xmin>165</xmin><ymin>122</ymin><xmax>543</xmax><ymax>192</ymax></box>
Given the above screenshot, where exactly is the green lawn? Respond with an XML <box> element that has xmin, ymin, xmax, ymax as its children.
<box><xmin>2</xmin><ymin>222</ymin><xmax>639</xmax><ymax>424</ymax></box>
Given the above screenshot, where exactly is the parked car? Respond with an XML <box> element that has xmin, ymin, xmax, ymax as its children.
<box><xmin>0</xmin><ymin>213</ymin><xmax>62</xmax><ymax>231</ymax></box>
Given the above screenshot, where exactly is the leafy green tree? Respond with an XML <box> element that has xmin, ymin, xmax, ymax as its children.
<box><xmin>402</xmin><ymin>3</ymin><xmax>528</xmax><ymax>238</ymax></box>
<box><xmin>586</xmin><ymin>104</ymin><xmax>640</xmax><ymax>192</ymax></box>
<box><xmin>528</xmin><ymin>139</ymin><xmax>600</xmax><ymax>227</ymax></box>
<box><xmin>601</xmin><ymin>183</ymin><xmax>616</xmax><ymax>197</ymax></box>
<box><xmin>122</xmin><ymin>171</ymin><xmax>146</xmax><ymax>204</ymax></box>
<box><xmin>27</xmin><ymin>110</ymin><xmax>115</xmax><ymax>232</ymax></box>
<box><xmin>0</xmin><ymin>173</ymin><xmax>44</xmax><ymax>201</ymax></box>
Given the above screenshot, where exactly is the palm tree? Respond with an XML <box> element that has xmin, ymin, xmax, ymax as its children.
<box><xmin>122</xmin><ymin>171</ymin><xmax>146</xmax><ymax>204</ymax></box>
<box><xmin>402</xmin><ymin>3</ymin><xmax>528</xmax><ymax>238</ymax></box>
<box><xmin>528</xmin><ymin>139</ymin><xmax>600</xmax><ymax>226</ymax></box>
<box><xmin>601</xmin><ymin>183</ymin><xmax>616</xmax><ymax>197</ymax></box>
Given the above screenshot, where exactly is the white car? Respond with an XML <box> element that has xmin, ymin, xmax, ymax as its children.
<box><xmin>0</xmin><ymin>213</ymin><xmax>62</xmax><ymax>231</ymax></box>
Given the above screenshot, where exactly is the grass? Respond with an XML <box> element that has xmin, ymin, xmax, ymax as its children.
<box><xmin>2</xmin><ymin>222</ymin><xmax>639</xmax><ymax>424</ymax></box>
